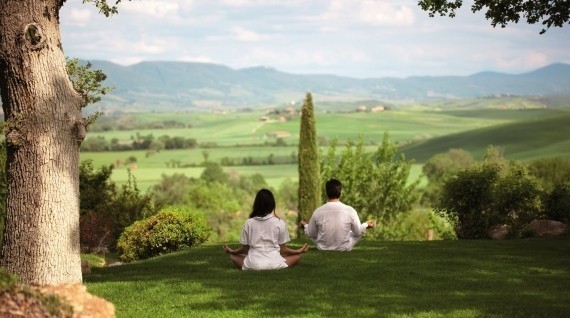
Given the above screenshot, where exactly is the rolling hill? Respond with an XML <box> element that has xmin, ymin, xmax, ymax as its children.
<box><xmin>399</xmin><ymin>111</ymin><xmax>570</xmax><ymax>163</ymax></box>
<box><xmin>86</xmin><ymin>60</ymin><xmax>570</xmax><ymax>111</ymax></box>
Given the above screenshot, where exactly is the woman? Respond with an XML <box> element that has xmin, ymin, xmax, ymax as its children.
<box><xmin>223</xmin><ymin>189</ymin><xmax>309</xmax><ymax>270</ymax></box>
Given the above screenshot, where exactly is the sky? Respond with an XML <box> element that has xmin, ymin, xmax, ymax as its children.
<box><xmin>59</xmin><ymin>0</ymin><xmax>570</xmax><ymax>79</ymax></box>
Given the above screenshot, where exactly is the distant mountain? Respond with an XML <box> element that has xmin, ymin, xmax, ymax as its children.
<box><xmin>84</xmin><ymin>61</ymin><xmax>570</xmax><ymax>111</ymax></box>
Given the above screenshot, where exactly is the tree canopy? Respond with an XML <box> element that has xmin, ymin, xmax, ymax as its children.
<box><xmin>418</xmin><ymin>0</ymin><xmax>570</xmax><ymax>34</ymax></box>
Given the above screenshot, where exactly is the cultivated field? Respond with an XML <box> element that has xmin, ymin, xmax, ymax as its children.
<box><xmin>80</xmin><ymin>98</ymin><xmax>570</xmax><ymax>190</ymax></box>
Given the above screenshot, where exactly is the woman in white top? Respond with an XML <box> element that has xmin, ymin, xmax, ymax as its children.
<box><xmin>223</xmin><ymin>189</ymin><xmax>309</xmax><ymax>270</ymax></box>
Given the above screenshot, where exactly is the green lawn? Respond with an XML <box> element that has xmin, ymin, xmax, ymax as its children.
<box><xmin>84</xmin><ymin>237</ymin><xmax>570</xmax><ymax>318</ymax></box>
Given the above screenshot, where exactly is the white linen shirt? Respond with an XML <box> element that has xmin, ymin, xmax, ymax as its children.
<box><xmin>240</xmin><ymin>214</ymin><xmax>290</xmax><ymax>270</ymax></box>
<box><xmin>304</xmin><ymin>201</ymin><xmax>368</xmax><ymax>251</ymax></box>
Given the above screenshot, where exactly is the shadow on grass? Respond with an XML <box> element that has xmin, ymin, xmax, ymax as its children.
<box><xmin>84</xmin><ymin>238</ymin><xmax>570</xmax><ymax>317</ymax></box>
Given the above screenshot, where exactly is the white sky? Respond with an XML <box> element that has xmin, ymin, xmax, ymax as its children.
<box><xmin>60</xmin><ymin>0</ymin><xmax>570</xmax><ymax>78</ymax></box>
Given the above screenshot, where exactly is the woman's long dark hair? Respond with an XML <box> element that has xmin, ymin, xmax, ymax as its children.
<box><xmin>249</xmin><ymin>189</ymin><xmax>276</xmax><ymax>218</ymax></box>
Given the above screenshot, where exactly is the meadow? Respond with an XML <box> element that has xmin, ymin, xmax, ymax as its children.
<box><xmin>80</xmin><ymin>101</ymin><xmax>570</xmax><ymax>191</ymax></box>
<box><xmin>83</xmin><ymin>237</ymin><xmax>570</xmax><ymax>318</ymax></box>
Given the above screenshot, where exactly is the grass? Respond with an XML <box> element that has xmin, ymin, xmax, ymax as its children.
<box><xmin>84</xmin><ymin>237</ymin><xmax>570</xmax><ymax>318</ymax></box>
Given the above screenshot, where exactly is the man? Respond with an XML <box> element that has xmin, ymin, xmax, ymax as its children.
<box><xmin>299</xmin><ymin>179</ymin><xmax>374</xmax><ymax>251</ymax></box>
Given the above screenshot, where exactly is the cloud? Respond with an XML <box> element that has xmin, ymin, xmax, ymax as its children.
<box><xmin>222</xmin><ymin>0</ymin><xmax>302</xmax><ymax>7</ymax></box>
<box><xmin>356</xmin><ymin>1</ymin><xmax>415</xmax><ymax>27</ymax></box>
<box><xmin>318</xmin><ymin>0</ymin><xmax>415</xmax><ymax>28</ymax></box>
<box><xmin>122</xmin><ymin>0</ymin><xmax>181</xmax><ymax>18</ymax></box>
<box><xmin>231</xmin><ymin>26</ymin><xmax>270</xmax><ymax>42</ymax></box>
<box><xmin>58</xmin><ymin>0</ymin><xmax>570</xmax><ymax>78</ymax></box>
<box><xmin>179</xmin><ymin>55</ymin><xmax>217</xmax><ymax>64</ymax></box>
<box><xmin>66</xmin><ymin>8</ymin><xmax>92</xmax><ymax>27</ymax></box>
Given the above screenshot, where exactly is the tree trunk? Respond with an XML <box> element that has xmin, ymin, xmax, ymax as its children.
<box><xmin>0</xmin><ymin>0</ymin><xmax>85</xmax><ymax>284</ymax></box>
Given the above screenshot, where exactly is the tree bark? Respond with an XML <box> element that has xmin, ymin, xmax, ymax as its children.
<box><xmin>0</xmin><ymin>0</ymin><xmax>85</xmax><ymax>284</ymax></box>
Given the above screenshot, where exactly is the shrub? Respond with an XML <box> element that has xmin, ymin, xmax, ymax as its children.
<box><xmin>117</xmin><ymin>209</ymin><xmax>211</xmax><ymax>262</ymax></box>
<box><xmin>79</xmin><ymin>162</ymin><xmax>156</xmax><ymax>251</ymax></box>
<box><xmin>490</xmin><ymin>165</ymin><xmax>542</xmax><ymax>235</ymax></box>
<box><xmin>79</xmin><ymin>210</ymin><xmax>114</xmax><ymax>251</ymax></box>
<box><xmin>435</xmin><ymin>165</ymin><xmax>499</xmax><ymax>239</ymax></box>
<box><xmin>378</xmin><ymin>208</ymin><xmax>456</xmax><ymax>241</ymax></box>
<box><xmin>320</xmin><ymin>134</ymin><xmax>421</xmax><ymax>229</ymax></box>
<box><xmin>542</xmin><ymin>183</ymin><xmax>570</xmax><ymax>222</ymax></box>
<box><xmin>437</xmin><ymin>161</ymin><xmax>546</xmax><ymax>239</ymax></box>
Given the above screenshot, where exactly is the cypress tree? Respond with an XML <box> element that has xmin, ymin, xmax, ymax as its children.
<box><xmin>298</xmin><ymin>92</ymin><xmax>320</xmax><ymax>236</ymax></box>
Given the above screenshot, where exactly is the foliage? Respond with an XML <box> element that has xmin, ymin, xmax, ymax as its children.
<box><xmin>542</xmin><ymin>183</ymin><xmax>570</xmax><ymax>222</ymax></box>
<box><xmin>116</xmin><ymin>209</ymin><xmax>211</xmax><ymax>262</ymax></box>
<box><xmin>275</xmin><ymin>178</ymin><xmax>299</xmax><ymax>213</ymax></box>
<box><xmin>418</xmin><ymin>0</ymin><xmax>570</xmax><ymax>34</ymax></box>
<box><xmin>83</xmin><ymin>0</ymin><xmax>123</xmax><ymax>17</ymax></box>
<box><xmin>379</xmin><ymin>208</ymin><xmax>456</xmax><ymax>241</ymax></box>
<box><xmin>527</xmin><ymin>157</ymin><xmax>570</xmax><ymax>191</ymax></box>
<box><xmin>320</xmin><ymin>134</ymin><xmax>421</xmax><ymax>236</ymax></box>
<box><xmin>149</xmin><ymin>170</ymin><xmax>261</xmax><ymax>242</ymax></box>
<box><xmin>79</xmin><ymin>161</ymin><xmax>156</xmax><ymax>251</ymax></box>
<box><xmin>185</xmin><ymin>180</ymin><xmax>248</xmax><ymax>243</ymax></box>
<box><xmin>66</xmin><ymin>57</ymin><xmax>113</xmax><ymax>108</ymax></box>
<box><xmin>84</xmin><ymin>239</ymin><xmax>570</xmax><ymax>317</ymax></box>
<box><xmin>81</xmin><ymin>134</ymin><xmax>198</xmax><ymax>152</ymax></box>
<box><xmin>297</xmin><ymin>92</ymin><xmax>320</xmax><ymax>226</ymax></box>
<box><xmin>79</xmin><ymin>210</ymin><xmax>114</xmax><ymax>251</ymax></box>
<box><xmin>435</xmin><ymin>164</ymin><xmax>499</xmax><ymax>239</ymax></box>
<box><xmin>80</xmin><ymin>253</ymin><xmax>107</xmax><ymax>268</ymax></box>
<box><xmin>436</xmin><ymin>158</ymin><xmax>543</xmax><ymax>239</ymax></box>
<box><xmin>79</xmin><ymin>160</ymin><xmax>114</xmax><ymax>215</ymax></box>
<box><xmin>151</xmin><ymin>173</ymin><xmax>192</xmax><ymax>210</ymax></box>
<box><xmin>491</xmin><ymin>164</ymin><xmax>542</xmax><ymax>234</ymax></box>
<box><xmin>228</xmin><ymin>172</ymin><xmax>268</xmax><ymax>194</ymax></box>
<box><xmin>421</xmin><ymin>148</ymin><xmax>474</xmax><ymax>206</ymax></box>
<box><xmin>108</xmin><ymin>170</ymin><xmax>156</xmax><ymax>242</ymax></box>
<box><xmin>423</xmin><ymin>148</ymin><xmax>474</xmax><ymax>183</ymax></box>
<box><xmin>200</xmin><ymin>162</ymin><xmax>228</xmax><ymax>184</ymax></box>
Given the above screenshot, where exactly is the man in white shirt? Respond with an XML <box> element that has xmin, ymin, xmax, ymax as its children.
<box><xmin>299</xmin><ymin>179</ymin><xmax>374</xmax><ymax>251</ymax></box>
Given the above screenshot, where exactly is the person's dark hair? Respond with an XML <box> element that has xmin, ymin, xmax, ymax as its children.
<box><xmin>249</xmin><ymin>188</ymin><xmax>276</xmax><ymax>218</ymax></box>
<box><xmin>325</xmin><ymin>179</ymin><xmax>342</xmax><ymax>199</ymax></box>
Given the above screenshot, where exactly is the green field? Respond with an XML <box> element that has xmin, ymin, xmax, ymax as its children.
<box><xmin>81</xmin><ymin>103</ymin><xmax>570</xmax><ymax>190</ymax></box>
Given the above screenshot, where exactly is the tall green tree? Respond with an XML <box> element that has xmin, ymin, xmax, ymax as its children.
<box><xmin>418</xmin><ymin>0</ymin><xmax>570</xmax><ymax>34</ymax></box>
<box><xmin>297</xmin><ymin>92</ymin><xmax>320</xmax><ymax>234</ymax></box>
<box><xmin>0</xmin><ymin>0</ymin><xmax>121</xmax><ymax>284</ymax></box>
<box><xmin>320</xmin><ymin>134</ymin><xmax>421</xmax><ymax>235</ymax></box>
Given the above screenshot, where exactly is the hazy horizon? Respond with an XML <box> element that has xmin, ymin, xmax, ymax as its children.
<box><xmin>60</xmin><ymin>0</ymin><xmax>570</xmax><ymax>79</ymax></box>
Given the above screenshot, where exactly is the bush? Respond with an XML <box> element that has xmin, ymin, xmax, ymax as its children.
<box><xmin>117</xmin><ymin>209</ymin><xmax>211</xmax><ymax>262</ymax></box>
<box><xmin>543</xmin><ymin>183</ymin><xmax>570</xmax><ymax>222</ymax></box>
<box><xmin>79</xmin><ymin>162</ymin><xmax>156</xmax><ymax>251</ymax></box>
<box><xmin>437</xmin><ymin>162</ymin><xmax>545</xmax><ymax>239</ymax></box>
<box><xmin>490</xmin><ymin>166</ymin><xmax>542</xmax><ymax>235</ymax></box>
<box><xmin>320</xmin><ymin>134</ymin><xmax>421</xmax><ymax>228</ymax></box>
<box><xmin>79</xmin><ymin>210</ymin><xmax>114</xmax><ymax>251</ymax></box>
<box><xmin>436</xmin><ymin>165</ymin><xmax>499</xmax><ymax>239</ymax></box>
<box><xmin>378</xmin><ymin>208</ymin><xmax>456</xmax><ymax>241</ymax></box>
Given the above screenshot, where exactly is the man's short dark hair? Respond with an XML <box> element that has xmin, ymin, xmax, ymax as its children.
<box><xmin>325</xmin><ymin>179</ymin><xmax>342</xmax><ymax>199</ymax></box>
